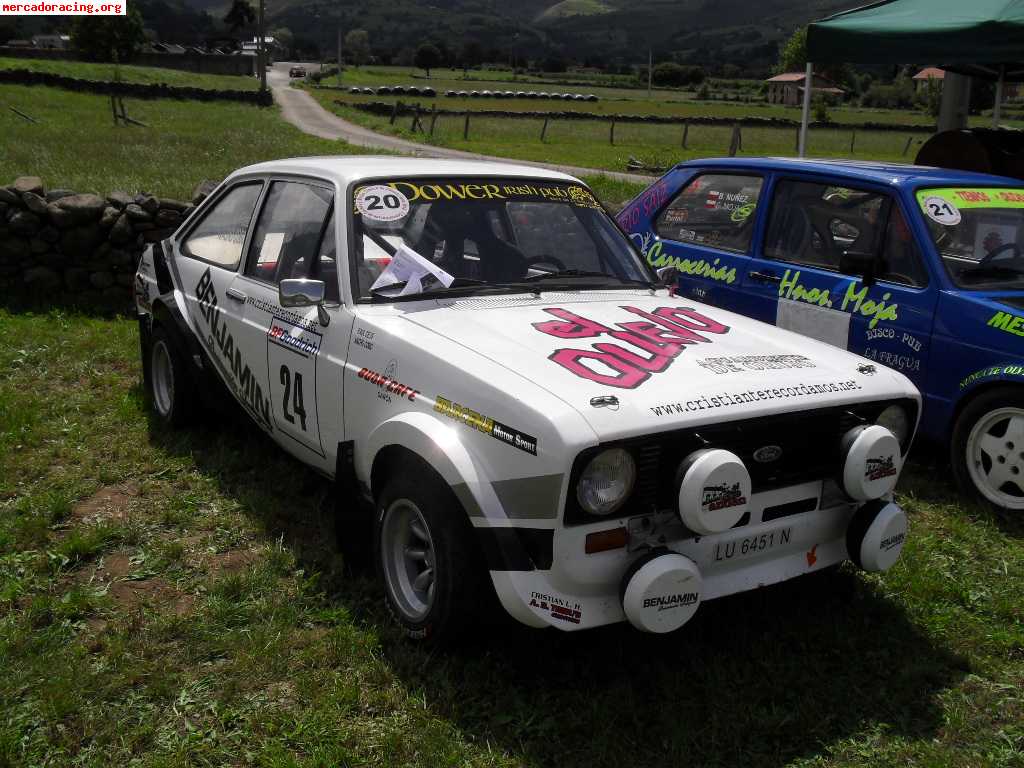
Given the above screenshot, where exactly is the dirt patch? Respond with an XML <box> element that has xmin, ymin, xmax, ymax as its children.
<box><xmin>206</xmin><ymin>549</ymin><xmax>259</xmax><ymax>574</ymax></box>
<box><xmin>71</xmin><ymin>483</ymin><xmax>140</xmax><ymax>524</ymax></box>
<box><xmin>108</xmin><ymin>578</ymin><xmax>195</xmax><ymax>615</ymax></box>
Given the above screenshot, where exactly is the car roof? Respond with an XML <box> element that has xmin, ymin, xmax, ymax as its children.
<box><xmin>228</xmin><ymin>156</ymin><xmax>579</xmax><ymax>187</ymax></box>
<box><xmin>673</xmin><ymin>157</ymin><xmax>1022</xmax><ymax>189</ymax></box>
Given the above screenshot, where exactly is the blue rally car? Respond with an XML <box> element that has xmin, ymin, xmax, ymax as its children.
<box><xmin>618</xmin><ymin>158</ymin><xmax>1024</xmax><ymax>512</ymax></box>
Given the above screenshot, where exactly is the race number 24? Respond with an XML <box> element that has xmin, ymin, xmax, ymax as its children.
<box><xmin>279</xmin><ymin>364</ymin><xmax>307</xmax><ymax>431</ymax></box>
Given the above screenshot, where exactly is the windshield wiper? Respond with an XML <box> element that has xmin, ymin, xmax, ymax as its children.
<box><xmin>369</xmin><ymin>277</ymin><xmax>532</xmax><ymax>301</ymax></box>
<box><xmin>524</xmin><ymin>269</ymin><xmax>655</xmax><ymax>288</ymax></box>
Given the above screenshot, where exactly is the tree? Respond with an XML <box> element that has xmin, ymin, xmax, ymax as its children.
<box><xmin>414</xmin><ymin>42</ymin><xmax>442</xmax><ymax>77</ymax></box>
<box><xmin>459</xmin><ymin>39</ymin><xmax>483</xmax><ymax>76</ymax></box>
<box><xmin>776</xmin><ymin>26</ymin><xmax>807</xmax><ymax>74</ymax></box>
<box><xmin>345</xmin><ymin>29</ymin><xmax>370</xmax><ymax>67</ymax></box>
<box><xmin>650</xmin><ymin>62</ymin><xmax>705</xmax><ymax>87</ymax></box>
<box><xmin>270</xmin><ymin>27</ymin><xmax>293</xmax><ymax>57</ymax></box>
<box><xmin>71</xmin><ymin>6</ymin><xmax>145</xmax><ymax>63</ymax></box>
<box><xmin>223</xmin><ymin>0</ymin><xmax>255</xmax><ymax>34</ymax></box>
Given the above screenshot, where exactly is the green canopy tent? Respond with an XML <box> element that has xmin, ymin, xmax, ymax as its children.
<box><xmin>796</xmin><ymin>0</ymin><xmax>1024</xmax><ymax>155</ymax></box>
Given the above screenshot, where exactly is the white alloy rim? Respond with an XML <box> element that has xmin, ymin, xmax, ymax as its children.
<box><xmin>966</xmin><ymin>406</ymin><xmax>1024</xmax><ymax>510</ymax></box>
<box><xmin>151</xmin><ymin>340</ymin><xmax>175</xmax><ymax>418</ymax></box>
<box><xmin>380</xmin><ymin>499</ymin><xmax>437</xmax><ymax>621</ymax></box>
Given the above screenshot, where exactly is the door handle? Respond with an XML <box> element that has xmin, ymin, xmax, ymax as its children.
<box><xmin>748</xmin><ymin>271</ymin><xmax>782</xmax><ymax>284</ymax></box>
<box><xmin>226</xmin><ymin>287</ymin><xmax>247</xmax><ymax>303</ymax></box>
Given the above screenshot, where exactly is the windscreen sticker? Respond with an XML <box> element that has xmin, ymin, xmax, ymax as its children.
<box><xmin>918</xmin><ymin>187</ymin><xmax>1024</xmax><ymax>214</ymax></box>
<box><xmin>921</xmin><ymin>195</ymin><xmax>961</xmax><ymax>226</ymax></box>
<box><xmin>361</xmin><ymin>180</ymin><xmax>603</xmax><ymax>208</ymax></box>
<box><xmin>355</xmin><ymin>184</ymin><xmax>410</xmax><ymax>222</ymax></box>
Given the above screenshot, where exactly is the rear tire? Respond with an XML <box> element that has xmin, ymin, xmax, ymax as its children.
<box><xmin>374</xmin><ymin>466</ymin><xmax>484</xmax><ymax>645</ymax></box>
<box><xmin>951</xmin><ymin>386</ymin><xmax>1024</xmax><ymax>512</ymax></box>
<box><xmin>149</xmin><ymin>326</ymin><xmax>195</xmax><ymax>427</ymax></box>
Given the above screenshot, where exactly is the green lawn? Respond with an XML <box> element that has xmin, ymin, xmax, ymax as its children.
<box><xmin>0</xmin><ymin>56</ymin><xmax>260</xmax><ymax>91</ymax></box>
<box><xmin>1</xmin><ymin>310</ymin><xmax>1021</xmax><ymax>767</ymax></box>
<box><xmin>309</xmin><ymin>95</ymin><xmax>936</xmax><ymax>175</ymax></box>
<box><xmin>0</xmin><ymin>83</ymin><xmax>640</xmax><ymax>206</ymax></box>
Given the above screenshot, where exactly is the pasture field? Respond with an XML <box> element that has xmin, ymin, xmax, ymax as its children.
<box><xmin>312</xmin><ymin>95</ymin><xmax>935</xmax><ymax>175</ymax></box>
<box><xmin>0</xmin><ymin>309</ymin><xmax>1021</xmax><ymax>767</ymax></box>
<box><xmin>0</xmin><ymin>56</ymin><xmax>260</xmax><ymax>91</ymax></box>
<box><xmin>0</xmin><ymin>83</ymin><xmax>639</xmax><ymax>206</ymax></box>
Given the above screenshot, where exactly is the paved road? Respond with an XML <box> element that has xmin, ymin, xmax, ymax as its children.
<box><xmin>268</xmin><ymin>63</ymin><xmax>654</xmax><ymax>185</ymax></box>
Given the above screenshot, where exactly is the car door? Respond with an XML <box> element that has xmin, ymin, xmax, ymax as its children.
<box><xmin>173</xmin><ymin>180</ymin><xmax>273</xmax><ymax>428</ymax></box>
<box><xmin>644</xmin><ymin>171</ymin><xmax>764</xmax><ymax>310</ymax></box>
<box><xmin>736</xmin><ymin>176</ymin><xmax>937</xmax><ymax>388</ymax></box>
<box><xmin>230</xmin><ymin>178</ymin><xmax>350</xmax><ymax>473</ymax></box>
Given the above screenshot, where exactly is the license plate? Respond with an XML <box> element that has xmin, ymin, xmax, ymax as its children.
<box><xmin>713</xmin><ymin>527</ymin><xmax>792</xmax><ymax>563</ymax></box>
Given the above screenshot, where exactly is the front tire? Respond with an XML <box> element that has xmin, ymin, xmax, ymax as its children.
<box><xmin>149</xmin><ymin>326</ymin><xmax>195</xmax><ymax>427</ymax></box>
<box><xmin>375</xmin><ymin>468</ymin><xmax>483</xmax><ymax>645</ymax></box>
<box><xmin>951</xmin><ymin>387</ymin><xmax>1024</xmax><ymax>512</ymax></box>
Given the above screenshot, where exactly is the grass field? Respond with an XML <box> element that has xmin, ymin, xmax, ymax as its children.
<box><xmin>311</xmin><ymin>95</ymin><xmax>935</xmax><ymax>175</ymax></box>
<box><xmin>0</xmin><ymin>56</ymin><xmax>260</xmax><ymax>91</ymax></box>
<box><xmin>1</xmin><ymin>310</ymin><xmax>1021</xmax><ymax>767</ymax></box>
<box><xmin>0</xmin><ymin>82</ymin><xmax>640</xmax><ymax>206</ymax></box>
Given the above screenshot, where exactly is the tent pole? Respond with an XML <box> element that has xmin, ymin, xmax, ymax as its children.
<box><xmin>994</xmin><ymin>65</ymin><xmax>1005</xmax><ymax>127</ymax></box>
<box><xmin>798</xmin><ymin>61</ymin><xmax>813</xmax><ymax>158</ymax></box>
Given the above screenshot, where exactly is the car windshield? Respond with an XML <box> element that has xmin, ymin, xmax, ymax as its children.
<box><xmin>916</xmin><ymin>186</ymin><xmax>1024</xmax><ymax>290</ymax></box>
<box><xmin>350</xmin><ymin>176</ymin><xmax>653</xmax><ymax>300</ymax></box>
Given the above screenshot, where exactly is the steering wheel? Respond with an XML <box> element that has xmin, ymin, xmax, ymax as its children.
<box><xmin>978</xmin><ymin>242</ymin><xmax>1022</xmax><ymax>268</ymax></box>
<box><xmin>524</xmin><ymin>254</ymin><xmax>567</xmax><ymax>273</ymax></box>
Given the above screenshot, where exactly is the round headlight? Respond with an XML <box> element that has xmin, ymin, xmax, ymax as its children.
<box><xmin>875</xmin><ymin>405</ymin><xmax>910</xmax><ymax>445</ymax></box>
<box><xmin>577</xmin><ymin>448</ymin><xmax>636</xmax><ymax>516</ymax></box>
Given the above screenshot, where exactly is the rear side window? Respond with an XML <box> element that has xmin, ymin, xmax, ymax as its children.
<box><xmin>655</xmin><ymin>173</ymin><xmax>762</xmax><ymax>253</ymax></box>
<box><xmin>181</xmin><ymin>182</ymin><xmax>262</xmax><ymax>269</ymax></box>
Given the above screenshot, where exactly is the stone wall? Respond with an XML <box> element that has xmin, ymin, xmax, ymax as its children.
<box><xmin>0</xmin><ymin>46</ymin><xmax>257</xmax><ymax>77</ymax></box>
<box><xmin>0</xmin><ymin>176</ymin><xmax>216</xmax><ymax>313</ymax></box>
<box><xmin>0</xmin><ymin>69</ymin><xmax>271</xmax><ymax>105</ymax></box>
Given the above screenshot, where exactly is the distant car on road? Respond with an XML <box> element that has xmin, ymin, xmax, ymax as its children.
<box><xmin>288</xmin><ymin>66</ymin><xmax>306</xmax><ymax>78</ymax></box>
<box><xmin>618</xmin><ymin>158</ymin><xmax>1024</xmax><ymax>511</ymax></box>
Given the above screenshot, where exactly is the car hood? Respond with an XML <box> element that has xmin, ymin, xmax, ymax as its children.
<box><xmin>399</xmin><ymin>290</ymin><xmax>916</xmax><ymax>440</ymax></box>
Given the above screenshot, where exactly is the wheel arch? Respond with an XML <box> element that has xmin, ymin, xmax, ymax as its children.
<box><xmin>363</xmin><ymin>411</ymin><xmax>503</xmax><ymax>522</ymax></box>
<box><xmin>951</xmin><ymin>373</ymin><xmax>1024</xmax><ymax>438</ymax></box>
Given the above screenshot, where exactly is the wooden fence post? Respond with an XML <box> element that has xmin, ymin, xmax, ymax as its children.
<box><xmin>728</xmin><ymin>123</ymin><xmax>742</xmax><ymax>156</ymax></box>
<box><xmin>463</xmin><ymin>112</ymin><xmax>470</xmax><ymax>140</ymax></box>
<box><xmin>681</xmin><ymin>120</ymin><xmax>689</xmax><ymax>149</ymax></box>
<box><xmin>110</xmin><ymin>94</ymin><xmax>119</xmax><ymax>125</ymax></box>
<box><xmin>410</xmin><ymin>103</ymin><xmax>421</xmax><ymax>133</ymax></box>
<box><xmin>610</xmin><ymin>119</ymin><xmax>616</xmax><ymax>145</ymax></box>
<box><xmin>428</xmin><ymin>106</ymin><xmax>438</xmax><ymax>137</ymax></box>
<box><xmin>540</xmin><ymin>117</ymin><xmax>549</xmax><ymax>142</ymax></box>
<box><xmin>389</xmin><ymin>100</ymin><xmax>400</xmax><ymax>125</ymax></box>
<box><xmin>902</xmin><ymin>135</ymin><xmax>913</xmax><ymax>156</ymax></box>
<box><xmin>850</xmin><ymin>129</ymin><xmax>856</xmax><ymax>155</ymax></box>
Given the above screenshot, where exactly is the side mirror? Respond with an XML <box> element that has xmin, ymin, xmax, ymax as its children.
<box><xmin>840</xmin><ymin>250</ymin><xmax>876</xmax><ymax>287</ymax></box>
<box><xmin>279</xmin><ymin>278</ymin><xmax>330</xmax><ymax>326</ymax></box>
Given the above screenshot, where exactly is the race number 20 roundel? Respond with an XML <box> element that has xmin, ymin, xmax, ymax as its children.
<box><xmin>355</xmin><ymin>185</ymin><xmax>410</xmax><ymax>223</ymax></box>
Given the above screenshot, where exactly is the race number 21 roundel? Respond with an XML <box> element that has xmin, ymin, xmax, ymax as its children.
<box><xmin>355</xmin><ymin>185</ymin><xmax>410</xmax><ymax>223</ymax></box>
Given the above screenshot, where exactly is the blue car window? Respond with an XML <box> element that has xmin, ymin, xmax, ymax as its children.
<box><xmin>765</xmin><ymin>180</ymin><xmax>887</xmax><ymax>272</ymax></box>
<box><xmin>878</xmin><ymin>207</ymin><xmax>929</xmax><ymax>288</ymax></box>
<box><xmin>654</xmin><ymin>174</ymin><xmax>762</xmax><ymax>253</ymax></box>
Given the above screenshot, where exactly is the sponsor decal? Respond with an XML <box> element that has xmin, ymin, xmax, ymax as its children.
<box><xmin>246</xmin><ymin>296</ymin><xmax>320</xmax><ymax>332</ymax></box>
<box><xmin>696</xmin><ymin>354</ymin><xmax>816</xmax><ymax>375</ymax></box>
<box><xmin>617</xmin><ymin>178</ymin><xmax>670</xmax><ymax>231</ymax></box>
<box><xmin>534</xmin><ymin>305</ymin><xmax>731</xmax><ymax>389</ymax></box>
<box><xmin>357</xmin><ymin>364</ymin><xmax>420</xmax><ymax>404</ymax></box>
<box><xmin>631</xmin><ymin>232</ymin><xmax>738</xmax><ymax>285</ymax></box>
<box><xmin>880</xmin><ymin>531</ymin><xmax>905</xmax><ymax>551</ymax></box>
<box><xmin>921</xmin><ymin>195</ymin><xmax>961</xmax><ymax>226</ymax></box>
<box><xmin>529</xmin><ymin>591</ymin><xmax>582</xmax><ymax>624</ymax></box>
<box><xmin>434</xmin><ymin>396</ymin><xmax>538</xmax><ymax>455</ymax></box>
<box><xmin>268</xmin><ymin>317</ymin><xmax>321</xmax><ymax>359</ymax></box>
<box><xmin>752</xmin><ymin>445</ymin><xmax>783</xmax><ymax>464</ymax></box>
<box><xmin>865</xmin><ymin>327</ymin><xmax>923</xmax><ymax>352</ymax></box>
<box><xmin>988</xmin><ymin>310</ymin><xmax>1024</xmax><ymax>338</ymax></box>
<box><xmin>704</xmin><ymin>190</ymin><xmax>751</xmax><ymax>212</ymax></box>
<box><xmin>649</xmin><ymin>379</ymin><xmax>863</xmax><ymax>417</ymax></box>
<box><xmin>663</xmin><ymin>208</ymin><xmax>689</xmax><ymax>225</ymax></box>
<box><xmin>916</xmin><ymin>187</ymin><xmax>1024</xmax><ymax>213</ymax></box>
<box><xmin>355</xmin><ymin>184</ymin><xmax>410</xmax><ymax>223</ymax></box>
<box><xmin>731</xmin><ymin>203</ymin><xmax>756</xmax><ymax>223</ymax></box>
<box><xmin>861</xmin><ymin>348</ymin><xmax>920</xmax><ymax>373</ymax></box>
<box><xmin>865</xmin><ymin>455</ymin><xmax>897</xmax><ymax>482</ymax></box>
<box><xmin>806</xmin><ymin>544</ymin><xmax>818</xmax><ymax>567</ymax></box>
<box><xmin>194</xmin><ymin>268</ymin><xmax>272</xmax><ymax>429</ymax></box>
<box><xmin>702</xmin><ymin>482</ymin><xmax>746</xmax><ymax>512</ymax></box>
<box><xmin>778</xmin><ymin>270</ymin><xmax>899</xmax><ymax>329</ymax></box>
<box><xmin>364</xmin><ymin>180</ymin><xmax>605</xmax><ymax>210</ymax></box>
<box><xmin>643</xmin><ymin>592</ymin><xmax>698</xmax><ymax>611</ymax></box>
<box><xmin>353</xmin><ymin>326</ymin><xmax>375</xmax><ymax>352</ymax></box>
<box><xmin>960</xmin><ymin>363</ymin><xmax>1024</xmax><ymax>389</ymax></box>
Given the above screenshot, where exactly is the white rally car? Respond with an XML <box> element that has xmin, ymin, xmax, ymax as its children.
<box><xmin>135</xmin><ymin>157</ymin><xmax>918</xmax><ymax>642</ymax></box>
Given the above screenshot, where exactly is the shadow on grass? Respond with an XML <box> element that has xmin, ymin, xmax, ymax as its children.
<box><xmin>147</xmin><ymin>401</ymin><xmax>969</xmax><ymax>768</ymax></box>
